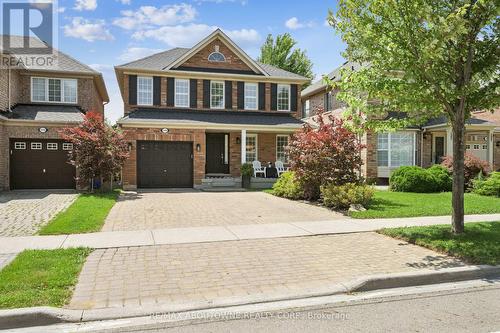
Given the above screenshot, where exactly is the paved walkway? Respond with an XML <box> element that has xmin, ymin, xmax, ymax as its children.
<box><xmin>0</xmin><ymin>253</ymin><xmax>17</xmax><ymax>270</ymax></box>
<box><xmin>0</xmin><ymin>190</ymin><xmax>77</xmax><ymax>237</ymax></box>
<box><xmin>1</xmin><ymin>214</ymin><xmax>499</xmax><ymax>254</ymax></box>
<box><xmin>68</xmin><ymin>232</ymin><xmax>465</xmax><ymax>309</ymax></box>
<box><xmin>103</xmin><ymin>191</ymin><xmax>344</xmax><ymax>231</ymax></box>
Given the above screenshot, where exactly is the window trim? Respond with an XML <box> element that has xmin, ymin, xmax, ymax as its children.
<box><xmin>210</xmin><ymin>80</ymin><xmax>225</xmax><ymax>109</ymax></box>
<box><xmin>208</xmin><ymin>52</ymin><xmax>226</xmax><ymax>62</ymax></box>
<box><xmin>246</xmin><ymin>134</ymin><xmax>258</xmax><ymax>162</ymax></box>
<box><xmin>174</xmin><ymin>78</ymin><xmax>190</xmax><ymax>108</ymax></box>
<box><xmin>30</xmin><ymin>77</ymin><xmax>78</xmax><ymax>104</ymax></box>
<box><xmin>276</xmin><ymin>135</ymin><xmax>289</xmax><ymax>163</ymax></box>
<box><xmin>377</xmin><ymin>132</ymin><xmax>416</xmax><ymax>168</ymax></box>
<box><xmin>137</xmin><ymin>76</ymin><xmax>154</xmax><ymax>106</ymax></box>
<box><xmin>277</xmin><ymin>84</ymin><xmax>291</xmax><ymax>112</ymax></box>
<box><xmin>244</xmin><ymin>82</ymin><xmax>258</xmax><ymax>110</ymax></box>
<box><xmin>14</xmin><ymin>142</ymin><xmax>26</xmax><ymax>150</ymax></box>
<box><xmin>62</xmin><ymin>142</ymin><xmax>74</xmax><ymax>151</ymax></box>
<box><xmin>31</xmin><ymin>142</ymin><xmax>42</xmax><ymax>150</ymax></box>
<box><xmin>47</xmin><ymin>142</ymin><xmax>58</xmax><ymax>150</ymax></box>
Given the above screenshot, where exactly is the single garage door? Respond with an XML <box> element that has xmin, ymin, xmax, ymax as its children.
<box><xmin>137</xmin><ymin>141</ymin><xmax>193</xmax><ymax>188</ymax></box>
<box><xmin>10</xmin><ymin>139</ymin><xmax>76</xmax><ymax>189</ymax></box>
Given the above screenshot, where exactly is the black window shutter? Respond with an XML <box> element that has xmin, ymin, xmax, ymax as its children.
<box><xmin>128</xmin><ymin>75</ymin><xmax>137</xmax><ymax>105</ymax></box>
<box><xmin>190</xmin><ymin>79</ymin><xmax>197</xmax><ymax>108</ymax></box>
<box><xmin>291</xmin><ymin>84</ymin><xmax>298</xmax><ymax>112</ymax></box>
<box><xmin>153</xmin><ymin>77</ymin><xmax>161</xmax><ymax>106</ymax></box>
<box><xmin>237</xmin><ymin>81</ymin><xmax>244</xmax><ymax>110</ymax></box>
<box><xmin>258</xmin><ymin>83</ymin><xmax>265</xmax><ymax>110</ymax></box>
<box><xmin>203</xmin><ymin>80</ymin><xmax>210</xmax><ymax>108</ymax></box>
<box><xmin>166</xmin><ymin>78</ymin><xmax>174</xmax><ymax>107</ymax></box>
<box><xmin>225</xmin><ymin>81</ymin><xmax>232</xmax><ymax>109</ymax></box>
<box><xmin>271</xmin><ymin>83</ymin><xmax>277</xmax><ymax>111</ymax></box>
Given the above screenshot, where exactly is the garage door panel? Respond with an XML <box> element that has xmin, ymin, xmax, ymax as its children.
<box><xmin>137</xmin><ymin>141</ymin><xmax>193</xmax><ymax>188</ymax></box>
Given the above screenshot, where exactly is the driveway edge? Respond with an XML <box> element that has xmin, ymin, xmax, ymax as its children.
<box><xmin>1</xmin><ymin>265</ymin><xmax>499</xmax><ymax>330</ymax></box>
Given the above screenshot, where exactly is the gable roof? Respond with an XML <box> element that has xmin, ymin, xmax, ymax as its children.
<box><xmin>1</xmin><ymin>35</ymin><xmax>109</xmax><ymax>102</ymax></box>
<box><xmin>115</xmin><ymin>29</ymin><xmax>309</xmax><ymax>81</ymax></box>
<box><xmin>301</xmin><ymin>61</ymin><xmax>363</xmax><ymax>98</ymax></box>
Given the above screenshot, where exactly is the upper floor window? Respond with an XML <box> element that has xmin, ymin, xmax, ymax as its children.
<box><xmin>377</xmin><ymin>132</ymin><xmax>416</xmax><ymax>167</ymax></box>
<box><xmin>244</xmin><ymin>83</ymin><xmax>258</xmax><ymax>110</ymax></box>
<box><xmin>175</xmin><ymin>79</ymin><xmax>189</xmax><ymax>107</ymax></box>
<box><xmin>137</xmin><ymin>76</ymin><xmax>153</xmax><ymax>106</ymax></box>
<box><xmin>31</xmin><ymin>77</ymin><xmax>77</xmax><ymax>103</ymax></box>
<box><xmin>277</xmin><ymin>84</ymin><xmax>290</xmax><ymax>111</ymax></box>
<box><xmin>210</xmin><ymin>81</ymin><xmax>224</xmax><ymax>109</ymax></box>
<box><xmin>208</xmin><ymin>52</ymin><xmax>226</xmax><ymax>62</ymax></box>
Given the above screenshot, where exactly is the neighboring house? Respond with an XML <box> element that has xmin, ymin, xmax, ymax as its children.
<box><xmin>302</xmin><ymin>62</ymin><xmax>500</xmax><ymax>184</ymax></box>
<box><xmin>0</xmin><ymin>35</ymin><xmax>109</xmax><ymax>190</ymax></box>
<box><xmin>115</xmin><ymin>29</ymin><xmax>308</xmax><ymax>189</ymax></box>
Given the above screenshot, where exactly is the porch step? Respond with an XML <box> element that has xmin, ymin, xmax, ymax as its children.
<box><xmin>200</xmin><ymin>177</ymin><xmax>242</xmax><ymax>191</ymax></box>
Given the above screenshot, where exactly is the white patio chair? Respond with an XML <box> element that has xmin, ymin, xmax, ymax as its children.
<box><xmin>275</xmin><ymin>161</ymin><xmax>288</xmax><ymax>177</ymax></box>
<box><xmin>252</xmin><ymin>161</ymin><xmax>266</xmax><ymax>178</ymax></box>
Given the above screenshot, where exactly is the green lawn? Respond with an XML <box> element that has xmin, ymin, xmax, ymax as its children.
<box><xmin>379</xmin><ymin>222</ymin><xmax>500</xmax><ymax>265</ymax></box>
<box><xmin>39</xmin><ymin>190</ymin><xmax>120</xmax><ymax>235</ymax></box>
<box><xmin>0</xmin><ymin>248</ymin><xmax>91</xmax><ymax>309</ymax></box>
<box><xmin>351</xmin><ymin>191</ymin><xmax>500</xmax><ymax>219</ymax></box>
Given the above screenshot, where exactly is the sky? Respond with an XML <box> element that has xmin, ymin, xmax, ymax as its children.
<box><xmin>30</xmin><ymin>0</ymin><xmax>347</xmax><ymax>123</ymax></box>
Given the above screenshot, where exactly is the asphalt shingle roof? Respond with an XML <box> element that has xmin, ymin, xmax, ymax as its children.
<box><xmin>302</xmin><ymin>62</ymin><xmax>363</xmax><ymax>97</ymax></box>
<box><xmin>120</xmin><ymin>108</ymin><xmax>304</xmax><ymax>127</ymax></box>
<box><xmin>8</xmin><ymin>104</ymin><xmax>84</xmax><ymax>122</ymax></box>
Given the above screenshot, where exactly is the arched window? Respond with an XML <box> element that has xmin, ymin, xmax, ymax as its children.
<box><xmin>208</xmin><ymin>52</ymin><xmax>226</xmax><ymax>62</ymax></box>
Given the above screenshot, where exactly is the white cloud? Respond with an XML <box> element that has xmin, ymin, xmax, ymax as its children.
<box><xmin>132</xmin><ymin>24</ymin><xmax>260</xmax><ymax>48</ymax></box>
<box><xmin>58</xmin><ymin>6</ymin><xmax>66</xmax><ymax>13</ymax></box>
<box><xmin>74</xmin><ymin>0</ymin><xmax>97</xmax><ymax>11</ymax></box>
<box><xmin>285</xmin><ymin>17</ymin><xmax>314</xmax><ymax>30</ymax></box>
<box><xmin>113</xmin><ymin>4</ymin><xmax>197</xmax><ymax>30</ymax></box>
<box><xmin>117</xmin><ymin>47</ymin><xmax>163</xmax><ymax>62</ymax></box>
<box><xmin>63</xmin><ymin>17</ymin><xmax>114</xmax><ymax>42</ymax></box>
<box><xmin>117</xmin><ymin>0</ymin><xmax>131</xmax><ymax>4</ymax></box>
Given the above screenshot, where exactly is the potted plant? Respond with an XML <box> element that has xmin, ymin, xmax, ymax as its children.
<box><xmin>241</xmin><ymin>163</ymin><xmax>253</xmax><ymax>189</ymax></box>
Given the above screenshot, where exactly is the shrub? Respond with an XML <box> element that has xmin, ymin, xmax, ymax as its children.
<box><xmin>472</xmin><ymin>172</ymin><xmax>500</xmax><ymax>197</ymax></box>
<box><xmin>271</xmin><ymin>171</ymin><xmax>304</xmax><ymax>200</ymax></box>
<box><xmin>427</xmin><ymin>165</ymin><xmax>452</xmax><ymax>191</ymax></box>
<box><xmin>321</xmin><ymin>183</ymin><xmax>375</xmax><ymax>210</ymax></box>
<box><xmin>390</xmin><ymin>166</ymin><xmax>437</xmax><ymax>193</ymax></box>
<box><xmin>240</xmin><ymin>163</ymin><xmax>253</xmax><ymax>177</ymax></box>
<box><xmin>287</xmin><ymin>113</ymin><xmax>365</xmax><ymax>201</ymax></box>
<box><xmin>441</xmin><ymin>153</ymin><xmax>490</xmax><ymax>190</ymax></box>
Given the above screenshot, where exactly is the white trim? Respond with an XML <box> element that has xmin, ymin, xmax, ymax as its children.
<box><xmin>208</xmin><ymin>51</ymin><xmax>226</xmax><ymax>62</ymax></box>
<box><xmin>276</xmin><ymin>134</ymin><xmax>289</xmax><ymax>163</ymax></box>
<box><xmin>31</xmin><ymin>142</ymin><xmax>42</xmax><ymax>150</ymax></box>
<box><xmin>174</xmin><ymin>78</ymin><xmax>190</xmax><ymax>108</ymax></box>
<box><xmin>241</xmin><ymin>129</ymin><xmax>247</xmax><ymax>164</ymax></box>
<box><xmin>119</xmin><ymin>121</ymin><xmax>301</xmax><ymax>132</ymax></box>
<box><xmin>244</xmin><ymin>82</ymin><xmax>258</xmax><ymax>110</ymax></box>
<box><xmin>224</xmin><ymin>134</ymin><xmax>229</xmax><ymax>164</ymax></box>
<box><xmin>47</xmin><ymin>142</ymin><xmax>58</xmax><ymax>150</ymax></box>
<box><xmin>14</xmin><ymin>142</ymin><xmax>26</xmax><ymax>150</ymax></box>
<box><xmin>246</xmin><ymin>133</ymin><xmax>258</xmax><ymax>162</ymax></box>
<box><xmin>137</xmin><ymin>76</ymin><xmax>153</xmax><ymax>106</ymax></box>
<box><xmin>30</xmin><ymin>77</ymin><xmax>78</xmax><ymax>104</ymax></box>
<box><xmin>377</xmin><ymin>131</ymin><xmax>416</xmax><ymax>168</ymax></box>
<box><xmin>62</xmin><ymin>142</ymin><xmax>73</xmax><ymax>151</ymax></box>
<box><xmin>210</xmin><ymin>80</ymin><xmax>225</xmax><ymax>109</ymax></box>
<box><xmin>277</xmin><ymin>84</ymin><xmax>291</xmax><ymax>111</ymax></box>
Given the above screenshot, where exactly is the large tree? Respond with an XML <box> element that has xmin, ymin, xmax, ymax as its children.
<box><xmin>258</xmin><ymin>33</ymin><xmax>314</xmax><ymax>83</ymax></box>
<box><xmin>329</xmin><ymin>0</ymin><xmax>499</xmax><ymax>233</ymax></box>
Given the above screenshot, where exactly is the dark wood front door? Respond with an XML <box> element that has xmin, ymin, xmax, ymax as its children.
<box><xmin>434</xmin><ymin>136</ymin><xmax>445</xmax><ymax>164</ymax></box>
<box><xmin>137</xmin><ymin>141</ymin><xmax>193</xmax><ymax>188</ymax></box>
<box><xmin>206</xmin><ymin>133</ymin><xmax>229</xmax><ymax>174</ymax></box>
<box><xmin>10</xmin><ymin>139</ymin><xmax>76</xmax><ymax>189</ymax></box>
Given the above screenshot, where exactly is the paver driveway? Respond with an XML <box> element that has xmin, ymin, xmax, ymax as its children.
<box><xmin>0</xmin><ymin>191</ymin><xmax>77</xmax><ymax>236</ymax></box>
<box><xmin>69</xmin><ymin>232</ymin><xmax>465</xmax><ymax>309</ymax></box>
<box><xmin>103</xmin><ymin>190</ymin><xmax>344</xmax><ymax>231</ymax></box>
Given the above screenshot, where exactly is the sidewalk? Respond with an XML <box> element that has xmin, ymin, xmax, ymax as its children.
<box><xmin>1</xmin><ymin>214</ymin><xmax>499</xmax><ymax>253</ymax></box>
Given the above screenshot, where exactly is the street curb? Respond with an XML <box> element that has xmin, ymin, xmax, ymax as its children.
<box><xmin>1</xmin><ymin>265</ymin><xmax>499</xmax><ymax>329</ymax></box>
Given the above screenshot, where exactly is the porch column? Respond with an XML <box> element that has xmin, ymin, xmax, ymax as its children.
<box><xmin>446</xmin><ymin>128</ymin><xmax>453</xmax><ymax>157</ymax></box>
<box><xmin>241</xmin><ymin>129</ymin><xmax>247</xmax><ymax>164</ymax></box>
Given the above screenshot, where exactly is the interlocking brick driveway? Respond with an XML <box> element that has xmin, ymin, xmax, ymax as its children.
<box><xmin>0</xmin><ymin>191</ymin><xmax>77</xmax><ymax>236</ymax></box>
<box><xmin>103</xmin><ymin>191</ymin><xmax>344</xmax><ymax>231</ymax></box>
<box><xmin>69</xmin><ymin>232</ymin><xmax>465</xmax><ymax>309</ymax></box>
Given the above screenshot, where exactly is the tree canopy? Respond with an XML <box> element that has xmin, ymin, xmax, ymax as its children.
<box><xmin>258</xmin><ymin>33</ymin><xmax>314</xmax><ymax>83</ymax></box>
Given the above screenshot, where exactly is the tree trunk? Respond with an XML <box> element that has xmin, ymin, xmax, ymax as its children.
<box><xmin>451</xmin><ymin>114</ymin><xmax>465</xmax><ymax>234</ymax></box>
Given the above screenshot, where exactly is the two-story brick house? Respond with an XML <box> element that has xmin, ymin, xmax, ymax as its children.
<box><xmin>0</xmin><ymin>35</ymin><xmax>109</xmax><ymax>190</ymax></box>
<box><xmin>302</xmin><ymin>62</ymin><xmax>500</xmax><ymax>184</ymax></box>
<box><xmin>115</xmin><ymin>29</ymin><xmax>308</xmax><ymax>189</ymax></box>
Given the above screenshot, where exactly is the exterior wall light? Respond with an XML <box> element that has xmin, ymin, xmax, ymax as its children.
<box><xmin>196</xmin><ymin>143</ymin><xmax>201</xmax><ymax>152</ymax></box>
<box><xmin>236</xmin><ymin>137</ymin><xmax>241</xmax><ymax>144</ymax></box>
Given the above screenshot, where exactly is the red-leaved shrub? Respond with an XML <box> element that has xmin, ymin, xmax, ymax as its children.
<box><xmin>441</xmin><ymin>153</ymin><xmax>490</xmax><ymax>190</ymax></box>
<box><xmin>288</xmin><ymin>113</ymin><xmax>365</xmax><ymax>200</ymax></box>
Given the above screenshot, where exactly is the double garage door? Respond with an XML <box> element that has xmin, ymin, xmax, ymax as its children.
<box><xmin>10</xmin><ymin>139</ymin><xmax>76</xmax><ymax>189</ymax></box>
<box><xmin>137</xmin><ymin>141</ymin><xmax>193</xmax><ymax>188</ymax></box>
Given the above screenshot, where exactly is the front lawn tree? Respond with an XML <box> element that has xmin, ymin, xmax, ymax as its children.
<box><xmin>59</xmin><ymin>112</ymin><xmax>129</xmax><ymax>191</ymax></box>
<box><xmin>330</xmin><ymin>0</ymin><xmax>499</xmax><ymax>234</ymax></box>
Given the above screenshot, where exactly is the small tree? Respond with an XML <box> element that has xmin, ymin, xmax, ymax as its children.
<box><xmin>288</xmin><ymin>113</ymin><xmax>365</xmax><ymax>200</ymax></box>
<box><xmin>59</xmin><ymin>112</ymin><xmax>129</xmax><ymax>191</ymax></box>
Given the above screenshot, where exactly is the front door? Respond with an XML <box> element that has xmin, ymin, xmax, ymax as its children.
<box><xmin>206</xmin><ymin>133</ymin><xmax>229</xmax><ymax>174</ymax></box>
<box><xmin>434</xmin><ymin>136</ymin><xmax>445</xmax><ymax>164</ymax></box>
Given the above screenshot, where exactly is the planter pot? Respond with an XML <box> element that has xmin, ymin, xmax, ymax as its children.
<box><xmin>242</xmin><ymin>175</ymin><xmax>251</xmax><ymax>188</ymax></box>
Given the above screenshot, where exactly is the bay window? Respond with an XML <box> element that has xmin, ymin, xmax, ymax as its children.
<box><xmin>244</xmin><ymin>83</ymin><xmax>258</xmax><ymax>110</ymax></box>
<box><xmin>246</xmin><ymin>134</ymin><xmax>258</xmax><ymax>162</ymax></box>
<box><xmin>277</xmin><ymin>84</ymin><xmax>290</xmax><ymax>111</ymax></box>
<box><xmin>137</xmin><ymin>76</ymin><xmax>153</xmax><ymax>106</ymax></box>
<box><xmin>276</xmin><ymin>135</ymin><xmax>289</xmax><ymax>163</ymax></box>
<box><xmin>31</xmin><ymin>77</ymin><xmax>77</xmax><ymax>103</ymax></box>
<box><xmin>210</xmin><ymin>81</ymin><xmax>224</xmax><ymax>109</ymax></box>
<box><xmin>377</xmin><ymin>132</ymin><xmax>416</xmax><ymax>167</ymax></box>
<box><xmin>175</xmin><ymin>79</ymin><xmax>189</xmax><ymax>107</ymax></box>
